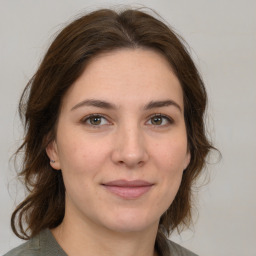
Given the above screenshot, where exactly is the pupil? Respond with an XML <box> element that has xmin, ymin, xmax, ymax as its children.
<box><xmin>152</xmin><ymin>116</ymin><xmax>162</xmax><ymax>125</ymax></box>
<box><xmin>90</xmin><ymin>117</ymin><xmax>101</xmax><ymax>125</ymax></box>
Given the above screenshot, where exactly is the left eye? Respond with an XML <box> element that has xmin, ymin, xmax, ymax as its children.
<box><xmin>146</xmin><ymin>115</ymin><xmax>172</xmax><ymax>126</ymax></box>
<box><xmin>82</xmin><ymin>115</ymin><xmax>109</xmax><ymax>126</ymax></box>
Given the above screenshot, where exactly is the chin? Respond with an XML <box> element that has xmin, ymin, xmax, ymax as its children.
<box><xmin>100</xmin><ymin>210</ymin><xmax>159</xmax><ymax>233</ymax></box>
<box><xmin>105</xmin><ymin>222</ymin><xmax>154</xmax><ymax>234</ymax></box>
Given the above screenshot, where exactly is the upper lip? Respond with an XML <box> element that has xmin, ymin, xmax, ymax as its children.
<box><xmin>103</xmin><ymin>179</ymin><xmax>153</xmax><ymax>187</ymax></box>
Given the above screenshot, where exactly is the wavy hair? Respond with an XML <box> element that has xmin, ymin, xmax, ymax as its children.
<box><xmin>11</xmin><ymin>8</ymin><xmax>214</xmax><ymax>256</ymax></box>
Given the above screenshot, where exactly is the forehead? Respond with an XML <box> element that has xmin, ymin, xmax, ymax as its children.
<box><xmin>61</xmin><ymin>48</ymin><xmax>184</xmax><ymax>110</ymax></box>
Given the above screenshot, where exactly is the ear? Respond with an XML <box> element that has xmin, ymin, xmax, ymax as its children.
<box><xmin>183</xmin><ymin>150</ymin><xmax>191</xmax><ymax>170</ymax></box>
<box><xmin>46</xmin><ymin>140</ymin><xmax>61</xmax><ymax>170</ymax></box>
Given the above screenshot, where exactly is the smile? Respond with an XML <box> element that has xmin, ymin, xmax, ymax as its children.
<box><xmin>102</xmin><ymin>180</ymin><xmax>154</xmax><ymax>199</ymax></box>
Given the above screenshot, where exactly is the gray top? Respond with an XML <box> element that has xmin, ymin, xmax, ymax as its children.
<box><xmin>4</xmin><ymin>230</ymin><xmax>67</xmax><ymax>256</ymax></box>
<box><xmin>3</xmin><ymin>229</ymin><xmax>198</xmax><ymax>256</ymax></box>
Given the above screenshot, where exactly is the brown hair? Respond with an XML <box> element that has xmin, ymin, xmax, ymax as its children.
<box><xmin>12</xmin><ymin>8</ymin><xmax>214</xmax><ymax>255</ymax></box>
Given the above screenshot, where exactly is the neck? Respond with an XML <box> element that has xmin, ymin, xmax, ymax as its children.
<box><xmin>51</xmin><ymin>214</ymin><xmax>159</xmax><ymax>256</ymax></box>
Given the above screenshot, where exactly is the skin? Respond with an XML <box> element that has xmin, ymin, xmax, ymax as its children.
<box><xmin>46</xmin><ymin>48</ymin><xmax>190</xmax><ymax>256</ymax></box>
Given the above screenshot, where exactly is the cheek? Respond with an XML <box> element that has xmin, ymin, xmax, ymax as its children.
<box><xmin>57</xmin><ymin>140</ymin><xmax>99</xmax><ymax>199</ymax></box>
<box><xmin>154</xmin><ymin>137</ymin><xmax>188</xmax><ymax>172</ymax></box>
<box><xmin>57</xmin><ymin>133</ymin><xmax>110</xmax><ymax>179</ymax></box>
<box><xmin>152</xmin><ymin>137</ymin><xmax>188</xmax><ymax>199</ymax></box>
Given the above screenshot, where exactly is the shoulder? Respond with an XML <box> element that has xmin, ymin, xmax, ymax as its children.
<box><xmin>167</xmin><ymin>239</ymin><xmax>199</xmax><ymax>256</ymax></box>
<box><xmin>3</xmin><ymin>236</ymin><xmax>40</xmax><ymax>256</ymax></box>
<box><xmin>3</xmin><ymin>229</ymin><xmax>67</xmax><ymax>256</ymax></box>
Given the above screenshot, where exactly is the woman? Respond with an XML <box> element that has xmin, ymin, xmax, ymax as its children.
<box><xmin>5</xmin><ymin>8</ymin><xmax>213</xmax><ymax>256</ymax></box>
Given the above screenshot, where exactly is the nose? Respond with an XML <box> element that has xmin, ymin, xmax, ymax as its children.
<box><xmin>111</xmin><ymin>124</ymin><xmax>149</xmax><ymax>169</ymax></box>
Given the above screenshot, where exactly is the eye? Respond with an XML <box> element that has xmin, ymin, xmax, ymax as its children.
<box><xmin>81</xmin><ymin>114</ymin><xmax>110</xmax><ymax>126</ymax></box>
<box><xmin>146</xmin><ymin>114</ymin><xmax>173</xmax><ymax>126</ymax></box>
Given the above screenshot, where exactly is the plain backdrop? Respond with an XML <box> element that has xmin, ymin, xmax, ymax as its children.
<box><xmin>1</xmin><ymin>0</ymin><xmax>255</xmax><ymax>255</ymax></box>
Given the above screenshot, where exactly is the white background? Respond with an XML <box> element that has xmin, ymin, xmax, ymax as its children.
<box><xmin>1</xmin><ymin>0</ymin><xmax>255</xmax><ymax>255</ymax></box>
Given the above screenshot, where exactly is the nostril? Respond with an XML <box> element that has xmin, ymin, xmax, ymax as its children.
<box><xmin>138</xmin><ymin>161</ymin><xmax>144</xmax><ymax>167</ymax></box>
<box><xmin>111</xmin><ymin>137</ymin><xmax>149</xmax><ymax>168</ymax></box>
<box><xmin>116</xmin><ymin>159</ymin><xmax>145</xmax><ymax>168</ymax></box>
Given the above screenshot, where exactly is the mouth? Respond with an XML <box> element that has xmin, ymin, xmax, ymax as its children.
<box><xmin>102</xmin><ymin>180</ymin><xmax>154</xmax><ymax>199</ymax></box>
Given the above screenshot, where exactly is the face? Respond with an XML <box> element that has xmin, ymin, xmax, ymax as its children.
<box><xmin>47</xmin><ymin>49</ymin><xmax>190</xmax><ymax>234</ymax></box>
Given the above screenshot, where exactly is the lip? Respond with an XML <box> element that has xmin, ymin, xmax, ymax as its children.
<box><xmin>102</xmin><ymin>179</ymin><xmax>154</xmax><ymax>199</ymax></box>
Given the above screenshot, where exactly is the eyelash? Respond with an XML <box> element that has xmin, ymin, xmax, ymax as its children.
<box><xmin>81</xmin><ymin>114</ymin><xmax>111</xmax><ymax>128</ymax></box>
<box><xmin>80</xmin><ymin>113</ymin><xmax>174</xmax><ymax>128</ymax></box>
<box><xmin>146</xmin><ymin>114</ymin><xmax>174</xmax><ymax>127</ymax></box>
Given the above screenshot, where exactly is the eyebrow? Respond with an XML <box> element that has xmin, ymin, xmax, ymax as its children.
<box><xmin>71</xmin><ymin>99</ymin><xmax>116</xmax><ymax>111</ymax></box>
<box><xmin>71</xmin><ymin>99</ymin><xmax>182</xmax><ymax>112</ymax></box>
<box><xmin>144</xmin><ymin>100</ymin><xmax>182</xmax><ymax>112</ymax></box>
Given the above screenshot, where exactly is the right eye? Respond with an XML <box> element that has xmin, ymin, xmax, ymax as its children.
<box><xmin>81</xmin><ymin>114</ymin><xmax>110</xmax><ymax>127</ymax></box>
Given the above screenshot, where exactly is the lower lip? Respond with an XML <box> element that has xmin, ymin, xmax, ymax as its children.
<box><xmin>103</xmin><ymin>185</ymin><xmax>152</xmax><ymax>199</ymax></box>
